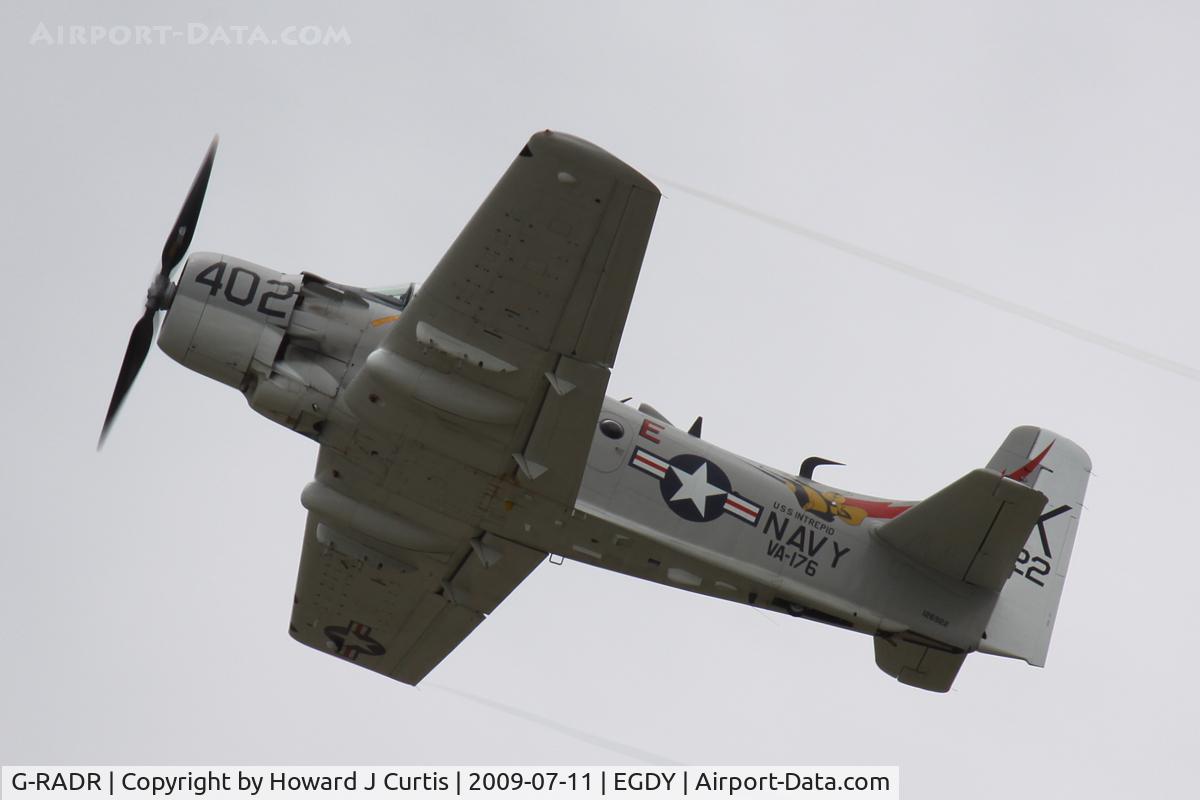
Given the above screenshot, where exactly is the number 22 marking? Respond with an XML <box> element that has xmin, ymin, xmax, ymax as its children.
<box><xmin>1013</xmin><ymin>504</ymin><xmax>1070</xmax><ymax>588</ymax></box>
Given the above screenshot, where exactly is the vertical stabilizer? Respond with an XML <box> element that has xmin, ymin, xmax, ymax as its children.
<box><xmin>980</xmin><ymin>426</ymin><xmax>1091</xmax><ymax>666</ymax></box>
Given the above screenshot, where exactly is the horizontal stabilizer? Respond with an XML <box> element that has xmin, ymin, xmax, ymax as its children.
<box><xmin>874</xmin><ymin>636</ymin><xmax>965</xmax><ymax>693</ymax></box>
<box><xmin>875</xmin><ymin>469</ymin><xmax>1047</xmax><ymax>592</ymax></box>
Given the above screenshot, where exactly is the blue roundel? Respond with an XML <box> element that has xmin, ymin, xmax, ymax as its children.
<box><xmin>659</xmin><ymin>454</ymin><xmax>732</xmax><ymax>523</ymax></box>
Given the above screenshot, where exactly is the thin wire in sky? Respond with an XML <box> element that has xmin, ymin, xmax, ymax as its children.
<box><xmin>657</xmin><ymin>178</ymin><xmax>1200</xmax><ymax>383</ymax></box>
<box><xmin>431</xmin><ymin>684</ymin><xmax>680</xmax><ymax>764</ymax></box>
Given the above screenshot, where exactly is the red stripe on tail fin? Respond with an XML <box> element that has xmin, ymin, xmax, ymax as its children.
<box><xmin>1005</xmin><ymin>441</ymin><xmax>1054</xmax><ymax>483</ymax></box>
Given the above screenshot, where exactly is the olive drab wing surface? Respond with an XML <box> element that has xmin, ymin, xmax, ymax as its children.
<box><xmin>292</xmin><ymin>132</ymin><xmax>659</xmax><ymax>683</ymax></box>
<box><xmin>101</xmin><ymin>131</ymin><xmax>1091</xmax><ymax>692</ymax></box>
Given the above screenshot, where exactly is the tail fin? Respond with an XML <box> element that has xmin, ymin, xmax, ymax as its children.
<box><xmin>980</xmin><ymin>426</ymin><xmax>1092</xmax><ymax>666</ymax></box>
<box><xmin>872</xmin><ymin>464</ymin><xmax>1048</xmax><ymax>692</ymax></box>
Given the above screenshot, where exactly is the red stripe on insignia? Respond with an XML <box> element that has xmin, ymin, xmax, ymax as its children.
<box><xmin>726</xmin><ymin>497</ymin><xmax>757</xmax><ymax>515</ymax></box>
<box><xmin>633</xmin><ymin>453</ymin><xmax>667</xmax><ymax>474</ymax></box>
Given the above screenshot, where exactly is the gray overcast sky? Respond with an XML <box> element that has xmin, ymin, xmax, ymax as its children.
<box><xmin>3</xmin><ymin>1</ymin><xmax>1198</xmax><ymax>796</ymax></box>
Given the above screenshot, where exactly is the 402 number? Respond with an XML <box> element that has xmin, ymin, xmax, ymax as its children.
<box><xmin>195</xmin><ymin>262</ymin><xmax>296</xmax><ymax>319</ymax></box>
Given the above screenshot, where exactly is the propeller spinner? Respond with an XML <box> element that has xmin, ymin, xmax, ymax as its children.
<box><xmin>98</xmin><ymin>135</ymin><xmax>219</xmax><ymax>448</ymax></box>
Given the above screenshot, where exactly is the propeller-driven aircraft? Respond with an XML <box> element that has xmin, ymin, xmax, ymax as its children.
<box><xmin>102</xmin><ymin>132</ymin><xmax>1090</xmax><ymax>692</ymax></box>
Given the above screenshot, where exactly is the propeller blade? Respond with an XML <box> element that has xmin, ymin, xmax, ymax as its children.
<box><xmin>98</xmin><ymin>309</ymin><xmax>157</xmax><ymax>449</ymax></box>
<box><xmin>100</xmin><ymin>135</ymin><xmax>220</xmax><ymax>449</ymax></box>
<box><xmin>160</xmin><ymin>135</ymin><xmax>219</xmax><ymax>274</ymax></box>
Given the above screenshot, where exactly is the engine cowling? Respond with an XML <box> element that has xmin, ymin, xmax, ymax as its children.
<box><xmin>159</xmin><ymin>252</ymin><xmax>408</xmax><ymax>435</ymax></box>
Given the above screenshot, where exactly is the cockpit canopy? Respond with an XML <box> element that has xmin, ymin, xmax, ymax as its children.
<box><xmin>368</xmin><ymin>283</ymin><xmax>416</xmax><ymax>310</ymax></box>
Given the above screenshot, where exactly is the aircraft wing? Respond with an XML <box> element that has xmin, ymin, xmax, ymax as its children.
<box><xmin>290</xmin><ymin>132</ymin><xmax>659</xmax><ymax>683</ymax></box>
<box><xmin>343</xmin><ymin>131</ymin><xmax>661</xmax><ymax>506</ymax></box>
<box><xmin>289</xmin><ymin>509</ymin><xmax>544</xmax><ymax>685</ymax></box>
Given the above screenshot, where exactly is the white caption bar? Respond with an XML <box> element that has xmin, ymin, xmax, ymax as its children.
<box><xmin>3</xmin><ymin>767</ymin><xmax>898</xmax><ymax>800</ymax></box>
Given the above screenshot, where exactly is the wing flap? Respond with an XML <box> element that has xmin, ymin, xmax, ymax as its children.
<box><xmin>446</xmin><ymin>532</ymin><xmax>546</xmax><ymax>614</ymax></box>
<box><xmin>514</xmin><ymin>356</ymin><xmax>609</xmax><ymax>499</ymax></box>
<box><xmin>557</xmin><ymin>183</ymin><xmax>660</xmax><ymax>367</ymax></box>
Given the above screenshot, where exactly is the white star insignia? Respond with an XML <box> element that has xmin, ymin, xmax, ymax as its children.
<box><xmin>669</xmin><ymin>462</ymin><xmax>726</xmax><ymax>514</ymax></box>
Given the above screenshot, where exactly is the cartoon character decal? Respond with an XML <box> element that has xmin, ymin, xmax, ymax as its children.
<box><xmin>762</xmin><ymin>472</ymin><xmax>911</xmax><ymax>526</ymax></box>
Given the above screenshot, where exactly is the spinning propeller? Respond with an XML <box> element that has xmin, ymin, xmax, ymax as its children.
<box><xmin>98</xmin><ymin>135</ymin><xmax>219</xmax><ymax>448</ymax></box>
